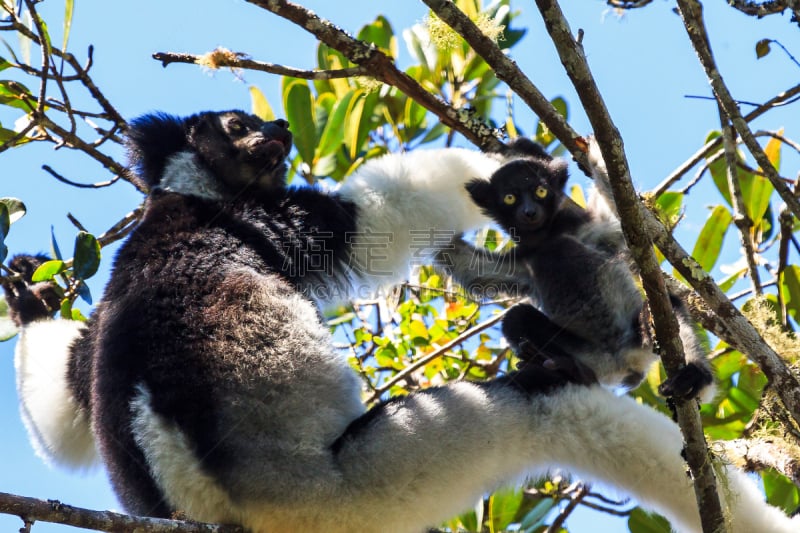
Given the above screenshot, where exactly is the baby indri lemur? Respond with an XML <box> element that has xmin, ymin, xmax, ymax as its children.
<box><xmin>439</xmin><ymin>137</ymin><xmax>714</xmax><ymax>400</ymax></box>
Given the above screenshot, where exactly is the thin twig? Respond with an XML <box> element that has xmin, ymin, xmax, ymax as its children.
<box><xmin>366</xmin><ymin>308</ymin><xmax>509</xmax><ymax>403</ymax></box>
<box><xmin>719</xmin><ymin>105</ymin><xmax>762</xmax><ymax>295</ymax></box>
<box><xmin>677</xmin><ymin>0</ymin><xmax>800</xmax><ymax>220</ymax></box>
<box><xmin>652</xmin><ymin>82</ymin><xmax>800</xmax><ymax>196</ymax></box>
<box><xmin>42</xmin><ymin>164</ymin><xmax>121</xmax><ymax>189</ymax></box>
<box><xmin>153</xmin><ymin>51</ymin><xmax>370</xmax><ymax>80</ymax></box>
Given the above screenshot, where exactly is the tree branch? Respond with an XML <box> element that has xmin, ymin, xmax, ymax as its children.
<box><xmin>718</xmin><ymin>438</ymin><xmax>800</xmax><ymax>486</ymax></box>
<box><xmin>0</xmin><ymin>492</ymin><xmax>243</xmax><ymax>533</ymax></box>
<box><xmin>244</xmin><ymin>0</ymin><xmax>503</xmax><ymax>150</ymax></box>
<box><xmin>528</xmin><ymin>1</ymin><xmax>726</xmax><ymax>530</ymax></box>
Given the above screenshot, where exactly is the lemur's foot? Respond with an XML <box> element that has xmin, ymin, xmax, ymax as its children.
<box><xmin>658</xmin><ymin>362</ymin><xmax>714</xmax><ymax>400</ymax></box>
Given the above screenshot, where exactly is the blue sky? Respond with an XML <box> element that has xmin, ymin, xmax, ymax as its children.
<box><xmin>1</xmin><ymin>1</ymin><xmax>798</xmax><ymax>531</ymax></box>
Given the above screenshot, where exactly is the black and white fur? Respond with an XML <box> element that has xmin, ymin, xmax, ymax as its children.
<box><xmin>439</xmin><ymin>137</ymin><xmax>714</xmax><ymax>398</ymax></box>
<box><xmin>5</xmin><ymin>113</ymin><xmax>796</xmax><ymax>533</ymax></box>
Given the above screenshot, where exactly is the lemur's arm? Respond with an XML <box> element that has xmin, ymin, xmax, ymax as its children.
<box><xmin>434</xmin><ymin>236</ymin><xmax>534</xmax><ymax>299</ymax></box>
<box><xmin>336</xmin><ymin>148</ymin><xmax>502</xmax><ymax>292</ymax></box>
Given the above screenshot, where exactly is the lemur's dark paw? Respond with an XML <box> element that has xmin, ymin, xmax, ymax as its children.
<box><xmin>514</xmin><ymin>344</ymin><xmax>598</xmax><ymax>391</ymax></box>
<box><xmin>503</xmin><ymin>357</ymin><xmax>597</xmax><ymax>398</ymax></box>
<box><xmin>2</xmin><ymin>254</ymin><xmax>62</xmax><ymax>327</ymax></box>
<box><xmin>516</xmin><ymin>340</ymin><xmax>597</xmax><ymax>385</ymax></box>
<box><xmin>658</xmin><ymin>363</ymin><xmax>713</xmax><ymax>400</ymax></box>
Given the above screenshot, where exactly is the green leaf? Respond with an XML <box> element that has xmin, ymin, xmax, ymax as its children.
<box><xmin>70</xmin><ymin>306</ymin><xmax>88</xmax><ymax>322</ymax></box>
<box><xmin>782</xmin><ymin>265</ymin><xmax>800</xmax><ymax>323</ymax></box>
<box><xmin>343</xmin><ymin>90</ymin><xmax>367</xmax><ymax>160</ymax></box>
<box><xmin>404</xmin><ymin>97</ymin><xmax>427</xmax><ymax>132</ymax></box>
<box><xmin>0</xmin><ymin>197</ymin><xmax>26</xmax><ymax>224</ymax></box>
<box><xmin>718</xmin><ymin>267</ymin><xmax>746</xmax><ymax>293</ymax></box>
<box><xmin>75</xmin><ymin>279</ymin><xmax>92</xmax><ymax>304</ymax></box>
<box><xmin>691</xmin><ymin>205</ymin><xmax>732</xmax><ymax>272</ymax></box>
<box><xmin>32</xmin><ymin>259</ymin><xmax>65</xmax><ymax>282</ymax></box>
<box><xmin>357</xmin><ymin>15</ymin><xmax>397</xmax><ymax>58</ymax></box>
<box><xmin>282</xmin><ymin>80</ymin><xmax>316</xmax><ymax>165</ymax></box>
<box><xmin>519</xmin><ymin>498</ymin><xmax>556</xmax><ymax>532</ymax></box>
<box><xmin>316</xmin><ymin>90</ymin><xmax>355</xmax><ymax>159</ymax></box>
<box><xmin>755</xmin><ymin>39</ymin><xmax>772</xmax><ymax>59</ymax></box>
<box><xmin>536</xmin><ymin>97</ymin><xmax>567</xmax><ymax>147</ymax></box>
<box><xmin>654</xmin><ymin>191</ymin><xmax>683</xmax><ymax>227</ymax></box>
<box><xmin>63</xmin><ymin>0</ymin><xmax>74</xmax><ymax>52</ymax></box>
<box><xmin>249</xmin><ymin>85</ymin><xmax>275</xmax><ymax>121</ymax></box>
<box><xmin>0</xmin><ymin>203</ymin><xmax>9</xmax><ymax>241</ymax></box>
<box><xmin>72</xmin><ymin>231</ymin><xmax>101</xmax><ymax>280</ymax></box>
<box><xmin>762</xmin><ymin>469</ymin><xmax>800</xmax><ymax>514</ymax></box>
<box><xmin>0</xmin><ymin>80</ymin><xmax>34</xmax><ymax>111</ymax></box>
<box><xmin>488</xmin><ymin>487</ymin><xmax>524</xmax><ymax>533</ymax></box>
<box><xmin>628</xmin><ymin>507</ymin><xmax>672</xmax><ymax>533</ymax></box>
<box><xmin>740</xmin><ymin>172</ymin><xmax>773</xmax><ymax>224</ymax></box>
<box><xmin>0</xmin><ymin>57</ymin><xmax>11</xmax><ymax>72</ymax></box>
<box><xmin>50</xmin><ymin>225</ymin><xmax>63</xmax><ymax>260</ymax></box>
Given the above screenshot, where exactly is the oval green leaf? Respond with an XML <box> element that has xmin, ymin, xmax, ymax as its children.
<box><xmin>283</xmin><ymin>80</ymin><xmax>316</xmax><ymax>165</ymax></box>
<box><xmin>72</xmin><ymin>231</ymin><xmax>101</xmax><ymax>280</ymax></box>
<box><xmin>357</xmin><ymin>16</ymin><xmax>397</xmax><ymax>57</ymax></box>
<box><xmin>628</xmin><ymin>507</ymin><xmax>672</xmax><ymax>533</ymax></box>
<box><xmin>32</xmin><ymin>259</ymin><xmax>65</xmax><ymax>282</ymax></box>
<box><xmin>0</xmin><ymin>197</ymin><xmax>26</xmax><ymax>224</ymax></box>
<box><xmin>488</xmin><ymin>487</ymin><xmax>524</xmax><ymax>533</ymax></box>
<box><xmin>691</xmin><ymin>205</ymin><xmax>732</xmax><ymax>272</ymax></box>
<box><xmin>317</xmin><ymin>90</ymin><xmax>357</xmax><ymax>160</ymax></box>
<box><xmin>0</xmin><ymin>203</ymin><xmax>9</xmax><ymax>241</ymax></box>
<box><xmin>249</xmin><ymin>85</ymin><xmax>275</xmax><ymax>121</ymax></box>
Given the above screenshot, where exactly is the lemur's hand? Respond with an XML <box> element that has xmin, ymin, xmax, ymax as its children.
<box><xmin>1</xmin><ymin>254</ymin><xmax>62</xmax><ymax>327</ymax></box>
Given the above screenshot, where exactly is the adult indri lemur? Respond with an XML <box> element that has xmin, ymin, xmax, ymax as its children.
<box><xmin>4</xmin><ymin>111</ymin><xmax>796</xmax><ymax>533</ymax></box>
<box><xmin>439</xmin><ymin>137</ymin><xmax>714</xmax><ymax>400</ymax></box>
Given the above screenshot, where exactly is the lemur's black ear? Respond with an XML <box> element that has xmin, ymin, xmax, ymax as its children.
<box><xmin>465</xmin><ymin>178</ymin><xmax>494</xmax><ymax>209</ymax></box>
<box><xmin>506</xmin><ymin>137</ymin><xmax>551</xmax><ymax>160</ymax></box>
<box><xmin>547</xmin><ymin>160</ymin><xmax>569</xmax><ymax>192</ymax></box>
<box><xmin>126</xmin><ymin>112</ymin><xmax>190</xmax><ymax>187</ymax></box>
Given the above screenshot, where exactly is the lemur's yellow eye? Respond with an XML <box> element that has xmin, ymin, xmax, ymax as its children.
<box><xmin>228</xmin><ymin>119</ymin><xmax>245</xmax><ymax>133</ymax></box>
<box><xmin>503</xmin><ymin>193</ymin><xmax>517</xmax><ymax>205</ymax></box>
<box><xmin>535</xmin><ymin>186</ymin><xmax>548</xmax><ymax>199</ymax></box>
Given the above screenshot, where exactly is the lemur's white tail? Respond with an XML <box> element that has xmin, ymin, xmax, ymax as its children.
<box><xmin>15</xmin><ymin>319</ymin><xmax>97</xmax><ymax>469</ymax></box>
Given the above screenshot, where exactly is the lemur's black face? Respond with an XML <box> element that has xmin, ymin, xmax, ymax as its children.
<box><xmin>190</xmin><ymin>111</ymin><xmax>293</xmax><ymax>193</ymax></box>
<box><xmin>466</xmin><ymin>158</ymin><xmax>568</xmax><ymax>241</ymax></box>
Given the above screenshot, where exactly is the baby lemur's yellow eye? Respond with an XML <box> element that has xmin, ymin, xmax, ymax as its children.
<box><xmin>228</xmin><ymin>119</ymin><xmax>245</xmax><ymax>134</ymax></box>
<box><xmin>503</xmin><ymin>193</ymin><xmax>517</xmax><ymax>205</ymax></box>
<box><xmin>535</xmin><ymin>186</ymin><xmax>548</xmax><ymax>199</ymax></box>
